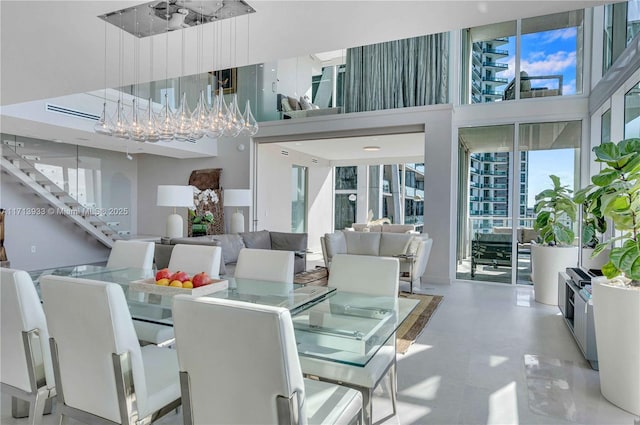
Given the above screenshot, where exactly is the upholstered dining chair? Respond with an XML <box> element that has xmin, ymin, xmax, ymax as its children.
<box><xmin>234</xmin><ymin>248</ymin><xmax>294</xmax><ymax>283</ymax></box>
<box><xmin>1</xmin><ymin>268</ymin><xmax>56</xmax><ymax>425</ymax></box>
<box><xmin>40</xmin><ymin>275</ymin><xmax>181</xmax><ymax>425</ymax></box>
<box><xmin>299</xmin><ymin>254</ymin><xmax>400</xmax><ymax>425</ymax></box>
<box><xmin>172</xmin><ymin>296</ymin><xmax>363</xmax><ymax>425</ymax></box>
<box><xmin>168</xmin><ymin>244</ymin><xmax>222</xmax><ymax>277</ymax></box>
<box><xmin>106</xmin><ymin>240</ymin><xmax>155</xmax><ymax>270</ymax></box>
<box><xmin>133</xmin><ymin>243</ymin><xmax>222</xmax><ymax>346</ymax></box>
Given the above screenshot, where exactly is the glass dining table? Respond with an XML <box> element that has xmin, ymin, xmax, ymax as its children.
<box><xmin>30</xmin><ymin>265</ymin><xmax>419</xmax><ymax>368</ymax></box>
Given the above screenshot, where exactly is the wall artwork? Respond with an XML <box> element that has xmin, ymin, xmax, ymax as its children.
<box><xmin>188</xmin><ymin>169</ymin><xmax>224</xmax><ymax>236</ymax></box>
<box><xmin>212</xmin><ymin>68</ymin><xmax>237</xmax><ymax>95</ymax></box>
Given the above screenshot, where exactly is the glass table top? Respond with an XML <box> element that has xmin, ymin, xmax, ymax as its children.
<box><xmin>292</xmin><ymin>291</ymin><xmax>419</xmax><ymax>367</ymax></box>
<box><xmin>29</xmin><ymin>265</ymin><xmax>418</xmax><ymax>367</ymax></box>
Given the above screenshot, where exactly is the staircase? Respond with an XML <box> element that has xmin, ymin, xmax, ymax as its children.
<box><xmin>1</xmin><ymin>144</ymin><xmax>119</xmax><ymax>248</ymax></box>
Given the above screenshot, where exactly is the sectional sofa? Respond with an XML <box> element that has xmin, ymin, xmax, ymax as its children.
<box><xmin>154</xmin><ymin>230</ymin><xmax>307</xmax><ymax>277</ymax></box>
<box><xmin>320</xmin><ymin>230</ymin><xmax>433</xmax><ymax>285</ymax></box>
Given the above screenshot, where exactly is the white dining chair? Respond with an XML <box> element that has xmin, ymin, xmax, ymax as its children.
<box><xmin>40</xmin><ymin>275</ymin><xmax>181</xmax><ymax>425</ymax></box>
<box><xmin>106</xmin><ymin>240</ymin><xmax>155</xmax><ymax>270</ymax></box>
<box><xmin>133</xmin><ymin>243</ymin><xmax>222</xmax><ymax>346</ymax></box>
<box><xmin>234</xmin><ymin>248</ymin><xmax>294</xmax><ymax>283</ymax></box>
<box><xmin>1</xmin><ymin>268</ymin><xmax>56</xmax><ymax>425</ymax></box>
<box><xmin>168</xmin><ymin>244</ymin><xmax>222</xmax><ymax>277</ymax></box>
<box><xmin>172</xmin><ymin>295</ymin><xmax>363</xmax><ymax>425</ymax></box>
<box><xmin>299</xmin><ymin>254</ymin><xmax>400</xmax><ymax>425</ymax></box>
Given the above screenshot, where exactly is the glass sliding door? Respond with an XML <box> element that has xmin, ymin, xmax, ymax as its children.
<box><xmin>334</xmin><ymin>166</ymin><xmax>358</xmax><ymax>230</ymax></box>
<box><xmin>456</xmin><ymin>125</ymin><xmax>515</xmax><ymax>283</ymax></box>
<box><xmin>517</xmin><ymin>121</ymin><xmax>581</xmax><ymax>284</ymax></box>
<box><xmin>291</xmin><ymin>165</ymin><xmax>307</xmax><ymax>233</ymax></box>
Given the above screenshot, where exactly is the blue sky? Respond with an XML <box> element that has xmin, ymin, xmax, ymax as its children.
<box><xmin>492</xmin><ymin>27</ymin><xmax>579</xmax><ymax>207</ymax></box>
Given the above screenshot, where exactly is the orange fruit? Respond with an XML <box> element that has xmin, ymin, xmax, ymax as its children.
<box><xmin>156</xmin><ymin>278</ymin><xmax>170</xmax><ymax>286</ymax></box>
<box><xmin>169</xmin><ymin>280</ymin><xmax>183</xmax><ymax>288</ymax></box>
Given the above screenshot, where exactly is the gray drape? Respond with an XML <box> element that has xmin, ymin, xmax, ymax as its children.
<box><xmin>344</xmin><ymin>33</ymin><xmax>449</xmax><ymax>113</ymax></box>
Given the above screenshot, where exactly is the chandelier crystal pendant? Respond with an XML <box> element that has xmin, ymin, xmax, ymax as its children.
<box><xmin>95</xmin><ymin>1</ymin><xmax>258</xmax><ymax>143</ymax></box>
<box><xmin>174</xmin><ymin>92</ymin><xmax>194</xmax><ymax>141</ymax></box>
<box><xmin>143</xmin><ymin>98</ymin><xmax>160</xmax><ymax>143</ymax></box>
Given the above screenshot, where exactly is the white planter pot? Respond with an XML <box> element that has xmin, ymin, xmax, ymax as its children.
<box><xmin>531</xmin><ymin>244</ymin><xmax>578</xmax><ymax>305</ymax></box>
<box><xmin>581</xmin><ymin>247</ymin><xmax>610</xmax><ymax>271</ymax></box>
<box><xmin>592</xmin><ymin>276</ymin><xmax>640</xmax><ymax>416</ymax></box>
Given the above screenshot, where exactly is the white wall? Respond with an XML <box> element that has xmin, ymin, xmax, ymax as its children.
<box><xmin>1</xmin><ymin>171</ymin><xmax>110</xmax><ymax>271</ymax></box>
<box><xmin>307</xmin><ymin>165</ymin><xmax>333</xmax><ymax>253</ymax></box>
<box><xmin>256</xmin><ymin>143</ymin><xmax>333</xmax><ymax>252</ymax></box>
<box><xmin>136</xmin><ymin>135</ymin><xmax>251</xmax><ymax>236</ymax></box>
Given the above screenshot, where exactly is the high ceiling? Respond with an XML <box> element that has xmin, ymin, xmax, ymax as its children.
<box><xmin>0</xmin><ymin>1</ymin><xmax>615</xmax><ymax>157</ymax></box>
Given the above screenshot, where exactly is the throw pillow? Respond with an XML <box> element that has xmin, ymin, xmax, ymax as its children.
<box><xmin>379</xmin><ymin>233</ymin><xmax>412</xmax><ymax>257</ymax></box>
<box><xmin>299</xmin><ymin>95</ymin><xmax>314</xmax><ymax>110</ymax></box>
<box><xmin>343</xmin><ymin>231</ymin><xmax>381</xmax><ymax>256</ymax></box>
<box><xmin>271</xmin><ymin>231</ymin><xmax>306</xmax><ymax>251</ymax></box>
<box><xmin>287</xmin><ymin>96</ymin><xmax>301</xmax><ymax>111</ymax></box>
<box><xmin>324</xmin><ymin>231</ymin><xmax>347</xmax><ymax>259</ymax></box>
<box><xmin>406</xmin><ymin>236</ymin><xmax>422</xmax><ymax>256</ymax></box>
<box><xmin>239</xmin><ymin>230</ymin><xmax>272</xmax><ymax>249</ymax></box>
<box><xmin>212</xmin><ymin>234</ymin><xmax>245</xmax><ymax>265</ymax></box>
<box><xmin>281</xmin><ymin>97</ymin><xmax>293</xmax><ymax>112</ymax></box>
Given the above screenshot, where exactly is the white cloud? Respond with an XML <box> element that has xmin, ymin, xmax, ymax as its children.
<box><xmin>540</xmin><ymin>28</ymin><xmax>577</xmax><ymax>44</ymax></box>
<box><xmin>522</xmin><ymin>51</ymin><xmax>576</xmax><ymax>77</ymax></box>
<box><xmin>563</xmin><ymin>79</ymin><xmax>576</xmax><ymax>95</ymax></box>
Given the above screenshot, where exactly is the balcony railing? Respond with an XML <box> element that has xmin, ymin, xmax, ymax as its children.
<box><xmin>482</xmin><ymin>48</ymin><xmax>509</xmax><ymax>56</ymax></box>
<box><xmin>482</xmin><ymin>90</ymin><xmax>504</xmax><ymax>96</ymax></box>
<box><xmin>483</xmin><ymin>61</ymin><xmax>509</xmax><ymax>69</ymax></box>
<box><xmin>482</xmin><ymin>76</ymin><xmax>509</xmax><ymax>84</ymax></box>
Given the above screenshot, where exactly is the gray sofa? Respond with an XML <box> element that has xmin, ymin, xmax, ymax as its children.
<box><xmin>154</xmin><ymin>230</ymin><xmax>307</xmax><ymax>277</ymax></box>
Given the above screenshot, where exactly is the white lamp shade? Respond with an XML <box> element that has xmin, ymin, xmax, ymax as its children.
<box><xmin>224</xmin><ymin>189</ymin><xmax>251</xmax><ymax>207</ymax></box>
<box><xmin>157</xmin><ymin>185</ymin><xmax>194</xmax><ymax>208</ymax></box>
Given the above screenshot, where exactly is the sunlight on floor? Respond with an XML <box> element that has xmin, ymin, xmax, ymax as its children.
<box><xmin>400</xmin><ymin>375</ymin><xmax>442</xmax><ymax>401</ymax></box>
<box><xmin>490</xmin><ymin>354</ymin><xmax>509</xmax><ymax>368</ymax></box>
<box><xmin>488</xmin><ymin>381</ymin><xmax>519</xmax><ymax>425</ymax></box>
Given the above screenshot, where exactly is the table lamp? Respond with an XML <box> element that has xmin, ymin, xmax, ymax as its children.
<box><xmin>157</xmin><ymin>185</ymin><xmax>194</xmax><ymax>238</ymax></box>
<box><xmin>224</xmin><ymin>189</ymin><xmax>251</xmax><ymax>234</ymax></box>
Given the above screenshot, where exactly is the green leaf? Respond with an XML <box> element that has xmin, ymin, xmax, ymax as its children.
<box><xmin>628</xmin><ymin>255</ymin><xmax>640</xmax><ymax>281</ymax></box>
<box><xmin>592</xmin><ymin>242</ymin><xmax>611</xmax><ymax>257</ymax></box>
<box><xmin>550</xmin><ymin>174</ymin><xmax>561</xmax><ymax>189</ymax></box>
<box><xmin>618</xmin><ymin>138</ymin><xmax>640</xmax><ymax>155</ymax></box>
<box><xmin>609</xmin><ymin>246</ymin><xmax>625</xmax><ymax>269</ymax></box>
<box><xmin>601</xmin><ymin>261</ymin><xmax>620</xmax><ymax>279</ymax></box>
<box><xmin>592</xmin><ymin>169</ymin><xmax>619</xmax><ymax>186</ymax></box>
<box><xmin>617</xmin><ymin>240</ymin><xmax>640</xmax><ymax>276</ymax></box>
<box><xmin>593</xmin><ymin>142</ymin><xmax>620</xmax><ymax>163</ymax></box>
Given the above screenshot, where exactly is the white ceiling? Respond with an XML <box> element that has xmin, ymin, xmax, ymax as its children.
<box><xmin>277</xmin><ymin>133</ymin><xmax>425</xmax><ymax>164</ymax></box>
<box><xmin>0</xmin><ymin>1</ymin><xmax>614</xmax><ymax>157</ymax></box>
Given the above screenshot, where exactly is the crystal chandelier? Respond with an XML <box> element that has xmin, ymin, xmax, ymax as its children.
<box><xmin>95</xmin><ymin>1</ymin><xmax>258</xmax><ymax>143</ymax></box>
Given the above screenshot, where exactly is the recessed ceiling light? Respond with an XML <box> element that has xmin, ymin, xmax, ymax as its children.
<box><xmin>363</xmin><ymin>146</ymin><xmax>381</xmax><ymax>151</ymax></box>
<box><xmin>52</xmin><ymin>139</ymin><xmax>63</xmax><ymax>143</ymax></box>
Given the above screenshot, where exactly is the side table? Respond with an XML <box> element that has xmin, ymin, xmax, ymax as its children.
<box><xmin>393</xmin><ymin>253</ymin><xmax>417</xmax><ymax>293</ymax></box>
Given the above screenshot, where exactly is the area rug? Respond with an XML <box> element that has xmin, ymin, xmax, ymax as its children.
<box><xmin>294</xmin><ymin>266</ymin><xmax>328</xmax><ymax>285</ymax></box>
<box><xmin>396</xmin><ymin>292</ymin><xmax>443</xmax><ymax>354</ymax></box>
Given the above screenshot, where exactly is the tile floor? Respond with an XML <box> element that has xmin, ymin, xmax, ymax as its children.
<box><xmin>2</xmin><ymin>277</ymin><xmax>639</xmax><ymax>425</ymax></box>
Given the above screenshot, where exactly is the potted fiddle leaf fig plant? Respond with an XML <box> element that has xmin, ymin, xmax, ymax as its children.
<box><xmin>577</xmin><ymin>138</ymin><xmax>640</xmax><ymax>416</ymax></box>
<box><xmin>573</xmin><ymin>187</ymin><xmax>608</xmax><ymax>270</ymax></box>
<box><xmin>531</xmin><ymin>175</ymin><xmax>578</xmax><ymax>305</ymax></box>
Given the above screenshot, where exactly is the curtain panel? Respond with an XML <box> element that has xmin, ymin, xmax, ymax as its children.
<box><xmin>344</xmin><ymin>33</ymin><xmax>449</xmax><ymax>113</ymax></box>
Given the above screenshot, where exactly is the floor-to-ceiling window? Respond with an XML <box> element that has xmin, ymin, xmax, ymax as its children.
<box><xmin>291</xmin><ymin>165</ymin><xmax>307</xmax><ymax>233</ymax></box>
<box><xmin>334</xmin><ymin>166</ymin><xmax>358</xmax><ymax>230</ymax></box>
<box><xmin>603</xmin><ymin>0</ymin><xmax>640</xmax><ymax>74</ymax></box>
<box><xmin>456</xmin><ymin>121</ymin><xmax>581</xmax><ymax>285</ymax></box>
<box><xmin>456</xmin><ymin>125</ymin><xmax>514</xmax><ymax>284</ymax></box>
